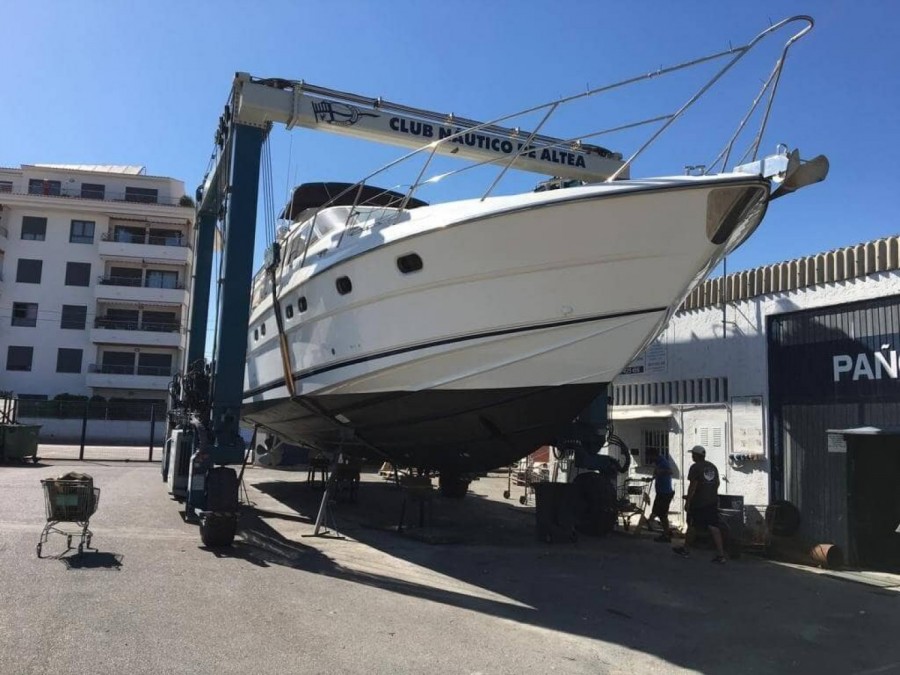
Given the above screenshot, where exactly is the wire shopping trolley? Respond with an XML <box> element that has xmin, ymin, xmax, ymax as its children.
<box><xmin>37</xmin><ymin>476</ymin><xmax>100</xmax><ymax>557</ymax></box>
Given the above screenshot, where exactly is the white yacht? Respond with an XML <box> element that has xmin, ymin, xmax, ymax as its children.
<box><xmin>238</xmin><ymin>16</ymin><xmax>826</xmax><ymax>485</ymax></box>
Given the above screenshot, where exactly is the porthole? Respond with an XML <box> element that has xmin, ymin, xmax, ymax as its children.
<box><xmin>260</xmin><ymin>322</ymin><xmax>266</xmax><ymax>336</ymax></box>
<box><xmin>336</xmin><ymin>276</ymin><xmax>352</xmax><ymax>295</ymax></box>
<box><xmin>285</xmin><ymin>304</ymin><xmax>294</xmax><ymax>319</ymax></box>
<box><xmin>298</xmin><ymin>296</ymin><xmax>308</xmax><ymax>313</ymax></box>
<box><xmin>397</xmin><ymin>253</ymin><xmax>423</xmax><ymax>274</ymax></box>
<box><xmin>253</xmin><ymin>328</ymin><xmax>259</xmax><ymax>341</ymax></box>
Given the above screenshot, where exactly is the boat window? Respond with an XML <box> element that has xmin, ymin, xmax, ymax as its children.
<box><xmin>285</xmin><ymin>304</ymin><xmax>294</xmax><ymax>319</ymax></box>
<box><xmin>286</xmin><ymin>222</ymin><xmax>313</xmax><ymax>264</ymax></box>
<box><xmin>397</xmin><ymin>253</ymin><xmax>423</xmax><ymax>274</ymax></box>
<box><xmin>298</xmin><ymin>296</ymin><xmax>308</xmax><ymax>313</ymax></box>
<box><xmin>336</xmin><ymin>276</ymin><xmax>352</xmax><ymax>295</ymax></box>
<box><xmin>260</xmin><ymin>322</ymin><xmax>266</xmax><ymax>336</ymax></box>
<box><xmin>253</xmin><ymin>328</ymin><xmax>259</xmax><ymax>341</ymax></box>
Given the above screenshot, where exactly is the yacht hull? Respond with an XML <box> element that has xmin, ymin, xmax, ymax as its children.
<box><xmin>241</xmin><ymin>176</ymin><xmax>770</xmax><ymax>471</ymax></box>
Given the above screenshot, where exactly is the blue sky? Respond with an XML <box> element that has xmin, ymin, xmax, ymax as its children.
<box><xmin>3</xmin><ymin>1</ymin><xmax>897</xmax><ymax>274</ymax></box>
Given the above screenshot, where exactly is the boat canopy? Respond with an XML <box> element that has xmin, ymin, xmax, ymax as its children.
<box><xmin>279</xmin><ymin>182</ymin><xmax>429</xmax><ymax>221</ymax></box>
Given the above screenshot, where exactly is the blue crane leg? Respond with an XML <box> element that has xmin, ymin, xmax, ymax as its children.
<box><xmin>211</xmin><ymin>123</ymin><xmax>266</xmax><ymax>459</ymax></box>
<box><xmin>186</xmin><ymin>211</ymin><xmax>216</xmax><ymax>367</ymax></box>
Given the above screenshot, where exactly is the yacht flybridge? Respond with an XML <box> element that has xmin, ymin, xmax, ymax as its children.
<box><xmin>229</xmin><ymin>16</ymin><xmax>827</xmax><ymax>492</ymax></box>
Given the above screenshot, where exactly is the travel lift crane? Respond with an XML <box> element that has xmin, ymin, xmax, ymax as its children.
<box><xmin>161</xmin><ymin>72</ymin><xmax>626</xmax><ymax>547</ymax></box>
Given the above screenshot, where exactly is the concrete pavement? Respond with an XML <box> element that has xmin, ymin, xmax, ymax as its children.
<box><xmin>1</xmin><ymin>459</ymin><xmax>898</xmax><ymax>674</ymax></box>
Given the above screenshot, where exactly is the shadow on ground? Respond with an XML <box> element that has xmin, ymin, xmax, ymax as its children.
<box><xmin>220</xmin><ymin>470</ymin><xmax>900</xmax><ymax>674</ymax></box>
<box><xmin>60</xmin><ymin>551</ymin><xmax>124</xmax><ymax>571</ymax></box>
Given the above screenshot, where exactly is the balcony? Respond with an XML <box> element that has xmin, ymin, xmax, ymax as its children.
<box><xmin>94</xmin><ymin>276</ymin><xmax>189</xmax><ymax>305</ymax></box>
<box><xmin>90</xmin><ymin>318</ymin><xmax>183</xmax><ymax>347</ymax></box>
<box><xmin>86</xmin><ymin>363</ymin><xmax>175</xmax><ymax>391</ymax></box>
<box><xmin>4</xmin><ymin>184</ymin><xmax>192</xmax><ymax>208</ymax></box>
<box><xmin>98</xmin><ymin>231</ymin><xmax>191</xmax><ymax>264</ymax></box>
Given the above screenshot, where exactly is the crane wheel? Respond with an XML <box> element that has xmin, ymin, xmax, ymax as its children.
<box><xmin>200</xmin><ymin>515</ymin><xmax>237</xmax><ymax>548</ymax></box>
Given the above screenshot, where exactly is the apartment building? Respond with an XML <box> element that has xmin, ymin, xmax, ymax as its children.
<box><xmin>0</xmin><ymin>164</ymin><xmax>194</xmax><ymax>407</ymax></box>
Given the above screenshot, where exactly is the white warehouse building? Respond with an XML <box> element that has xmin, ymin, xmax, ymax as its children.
<box><xmin>609</xmin><ymin>235</ymin><xmax>900</xmax><ymax>569</ymax></box>
<box><xmin>0</xmin><ymin>164</ymin><xmax>194</xmax><ymax>412</ymax></box>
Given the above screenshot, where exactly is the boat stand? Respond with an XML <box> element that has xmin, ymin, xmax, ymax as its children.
<box><xmin>303</xmin><ymin>453</ymin><xmax>345</xmax><ymax>540</ymax></box>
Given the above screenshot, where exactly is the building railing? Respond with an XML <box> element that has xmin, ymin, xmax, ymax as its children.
<box><xmin>101</xmin><ymin>231</ymin><xmax>189</xmax><ymax>248</ymax></box>
<box><xmin>0</xmin><ymin>185</ymin><xmax>193</xmax><ymax>208</ymax></box>
<box><xmin>97</xmin><ymin>275</ymin><xmax>185</xmax><ymax>290</ymax></box>
<box><xmin>93</xmin><ymin>317</ymin><xmax>181</xmax><ymax>333</ymax></box>
<box><xmin>89</xmin><ymin>363</ymin><xmax>176</xmax><ymax>377</ymax></box>
<box><xmin>0</xmin><ymin>224</ymin><xmax>8</xmax><ymax>238</ymax></box>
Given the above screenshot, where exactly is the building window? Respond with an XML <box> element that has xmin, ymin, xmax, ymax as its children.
<box><xmin>148</xmin><ymin>228</ymin><xmax>183</xmax><ymax>246</ymax></box>
<box><xmin>113</xmin><ymin>225</ymin><xmax>145</xmax><ymax>243</ymax></box>
<box><xmin>65</xmin><ymin>262</ymin><xmax>91</xmax><ymax>287</ymax></box>
<box><xmin>28</xmin><ymin>179</ymin><xmax>61</xmax><ymax>196</ymax></box>
<box><xmin>100</xmin><ymin>351</ymin><xmax>135</xmax><ymax>374</ymax></box>
<box><xmin>142</xmin><ymin>310</ymin><xmax>178</xmax><ymax>332</ymax></box>
<box><xmin>100</xmin><ymin>308</ymin><xmax>139</xmax><ymax>330</ymax></box>
<box><xmin>642</xmin><ymin>428</ymin><xmax>669</xmax><ymax>466</ymax></box>
<box><xmin>21</xmin><ymin>216</ymin><xmax>47</xmax><ymax>241</ymax></box>
<box><xmin>138</xmin><ymin>353</ymin><xmax>173</xmax><ymax>376</ymax></box>
<box><xmin>6</xmin><ymin>346</ymin><xmax>34</xmax><ymax>371</ymax></box>
<box><xmin>16</xmin><ymin>258</ymin><xmax>42</xmax><ymax>283</ymax></box>
<box><xmin>69</xmin><ymin>220</ymin><xmax>95</xmax><ymax>244</ymax></box>
<box><xmin>11</xmin><ymin>302</ymin><xmax>38</xmax><ymax>327</ymax></box>
<box><xmin>81</xmin><ymin>183</ymin><xmax>105</xmax><ymax>199</ymax></box>
<box><xmin>56</xmin><ymin>348</ymin><xmax>83</xmax><ymax>374</ymax></box>
<box><xmin>145</xmin><ymin>270</ymin><xmax>178</xmax><ymax>289</ymax></box>
<box><xmin>397</xmin><ymin>253</ymin><xmax>423</xmax><ymax>274</ymax></box>
<box><xmin>0</xmin><ymin>181</ymin><xmax>12</xmax><ymax>193</ymax></box>
<box><xmin>61</xmin><ymin>305</ymin><xmax>87</xmax><ymax>330</ymax></box>
<box><xmin>107</xmin><ymin>266</ymin><xmax>142</xmax><ymax>286</ymax></box>
<box><xmin>124</xmin><ymin>187</ymin><xmax>159</xmax><ymax>204</ymax></box>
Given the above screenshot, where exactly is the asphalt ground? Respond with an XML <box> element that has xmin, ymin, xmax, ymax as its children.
<box><xmin>1</xmin><ymin>458</ymin><xmax>899</xmax><ymax>675</ymax></box>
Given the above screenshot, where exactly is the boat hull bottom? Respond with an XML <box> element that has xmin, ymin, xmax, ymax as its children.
<box><xmin>242</xmin><ymin>383</ymin><xmax>608</xmax><ymax>473</ymax></box>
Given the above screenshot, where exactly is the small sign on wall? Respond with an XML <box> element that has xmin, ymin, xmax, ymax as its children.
<box><xmin>826</xmin><ymin>431</ymin><xmax>847</xmax><ymax>454</ymax></box>
<box><xmin>730</xmin><ymin>396</ymin><xmax>765</xmax><ymax>457</ymax></box>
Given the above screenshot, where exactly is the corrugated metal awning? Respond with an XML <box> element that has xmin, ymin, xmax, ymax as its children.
<box><xmin>610</xmin><ymin>406</ymin><xmax>674</xmax><ymax>421</ymax></box>
<box><xmin>828</xmin><ymin>426</ymin><xmax>900</xmax><ymax>437</ymax></box>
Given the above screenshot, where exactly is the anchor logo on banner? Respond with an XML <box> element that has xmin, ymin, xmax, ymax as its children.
<box><xmin>312</xmin><ymin>100</ymin><xmax>380</xmax><ymax>127</ymax></box>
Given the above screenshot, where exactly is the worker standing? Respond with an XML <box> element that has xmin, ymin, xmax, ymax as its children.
<box><xmin>673</xmin><ymin>446</ymin><xmax>727</xmax><ymax>563</ymax></box>
<box><xmin>650</xmin><ymin>452</ymin><xmax>675</xmax><ymax>543</ymax></box>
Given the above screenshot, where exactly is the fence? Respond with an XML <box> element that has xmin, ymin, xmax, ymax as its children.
<box><xmin>17</xmin><ymin>399</ymin><xmax>166</xmax><ymax>461</ymax></box>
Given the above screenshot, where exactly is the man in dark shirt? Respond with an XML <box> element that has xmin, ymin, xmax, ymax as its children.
<box><xmin>673</xmin><ymin>446</ymin><xmax>727</xmax><ymax>563</ymax></box>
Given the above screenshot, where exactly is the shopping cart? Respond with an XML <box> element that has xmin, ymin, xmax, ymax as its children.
<box><xmin>36</xmin><ymin>478</ymin><xmax>100</xmax><ymax>557</ymax></box>
<box><xmin>616</xmin><ymin>477</ymin><xmax>652</xmax><ymax>531</ymax></box>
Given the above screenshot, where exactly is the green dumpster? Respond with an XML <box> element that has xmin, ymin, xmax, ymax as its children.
<box><xmin>0</xmin><ymin>424</ymin><xmax>41</xmax><ymax>463</ymax></box>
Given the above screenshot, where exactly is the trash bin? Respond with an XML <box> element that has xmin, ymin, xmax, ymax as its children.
<box><xmin>534</xmin><ymin>482</ymin><xmax>578</xmax><ymax>543</ymax></box>
<box><xmin>0</xmin><ymin>424</ymin><xmax>41</xmax><ymax>463</ymax></box>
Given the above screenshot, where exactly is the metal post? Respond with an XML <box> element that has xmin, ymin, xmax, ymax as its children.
<box><xmin>79</xmin><ymin>402</ymin><xmax>88</xmax><ymax>460</ymax></box>
<box><xmin>148</xmin><ymin>404</ymin><xmax>156</xmax><ymax>461</ymax></box>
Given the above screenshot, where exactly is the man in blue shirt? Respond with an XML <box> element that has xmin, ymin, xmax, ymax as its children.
<box><xmin>649</xmin><ymin>452</ymin><xmax>675</xmax><ymax>542</ymax></box>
